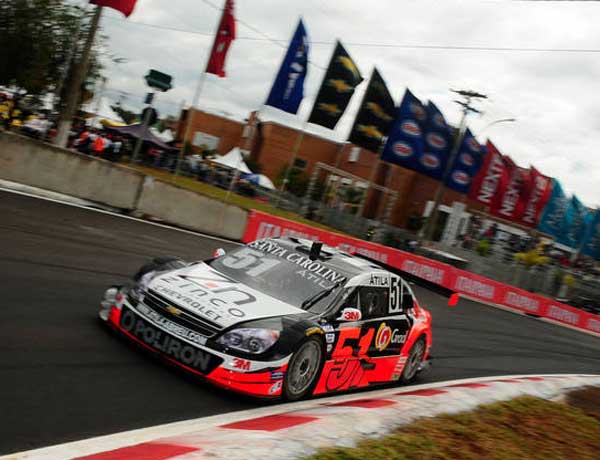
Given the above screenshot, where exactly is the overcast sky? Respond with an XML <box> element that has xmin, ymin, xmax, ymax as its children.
<box><xmin>92</xmin><ymin>0</ymin><xmax>600</xmax><ymax>206</ymax></box>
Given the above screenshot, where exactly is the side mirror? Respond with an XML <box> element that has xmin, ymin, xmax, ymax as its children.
<box><xmin>337</xmin><ymin>308</ymin><xmax>362</xmax><ymax>322</ymax></box>
<box><xmin>213</xmin><ymin>248</ymin><xmax>226</xmax><ymax>258</ymax></box>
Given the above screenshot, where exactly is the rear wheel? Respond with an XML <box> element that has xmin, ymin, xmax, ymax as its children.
<box><xmin>283</xmin><ymin>337</ymin><xmax>323</xmax><ymax>401</ymax></box>
<box><xmin>399</xmin><ymin>338</ymin><xmax>426</xmax><ymax>384</ymax></box>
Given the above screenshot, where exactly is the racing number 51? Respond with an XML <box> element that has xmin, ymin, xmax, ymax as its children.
<box><xmin>221</xmin><ymin>248</ymin><xmax>280</xmax><ymax>276</ymax></box>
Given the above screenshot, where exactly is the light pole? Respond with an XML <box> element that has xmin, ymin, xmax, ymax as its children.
<box><xmin>422</xmin><ymin>89</ymin><xmax>488</xmax><ymax>242</ymax></box>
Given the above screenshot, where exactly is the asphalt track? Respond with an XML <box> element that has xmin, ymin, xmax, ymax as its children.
<box><xmin>1</xmin><ymin>190</ymin><xmax>599</xmax><ymax>455</ymax></box>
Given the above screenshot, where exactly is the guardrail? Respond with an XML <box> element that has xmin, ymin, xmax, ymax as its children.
<box><xmin>243</xmin><ymin>210</ymin><xmax>600</xmax><ymax>336</ymax></box>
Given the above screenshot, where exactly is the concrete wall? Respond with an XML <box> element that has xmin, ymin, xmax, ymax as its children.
<box><xmin>136</xmin><ymin>178</ymin><xmax>248</xmax><ymax>240</ymax></box>
<box><xmin>0</xmin><ymin>132</ymin><xmax>144</xmax><ymax>209</ymax></box>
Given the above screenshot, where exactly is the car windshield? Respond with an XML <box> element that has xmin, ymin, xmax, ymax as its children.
<box><xmin>208</xmin><ymin>241</ymin><xmax>351</xmax><ymax>311</ymax></box>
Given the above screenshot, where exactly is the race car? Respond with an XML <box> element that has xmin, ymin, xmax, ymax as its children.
<box><xmin>99</xmin><ymin>237</ymin><xmax>432</xmax><ymax>400</ymax></box>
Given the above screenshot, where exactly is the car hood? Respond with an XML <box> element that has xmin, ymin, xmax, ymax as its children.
<box><xmin>147</xmin><ymin>262</ymin><xmax>306</xmax><ymax>329</ymax></box>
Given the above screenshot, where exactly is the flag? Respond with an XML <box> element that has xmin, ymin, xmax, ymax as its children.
<box><xmin>558</xmin><ymin>196</ymin><xmax>589</xmax><ymax>248</ymax></box>
<box><xmin>519</xmin><ymin>167</ymin><xmax>552</xmax><ymax>228</ymax></box>
<box><xmin>206</xmin><ymin>0</ymin><xmax>236</xmax><ymax>77</ymax></box>
<box><xmin>468</xmin><ymin>140</ymin><xmax>508</xmax><ymax>210</ymax></box>
<box><xmin>582</xmin><ymin>210</ymin><xmax>600</xmax><ymax>260</ymax></box>
<box><xmin>90</xmin><ymin>0</ymin><xmax>137</xmax><ymax>16</ymax></box>
<box><xmin>347</xmin><ymin>68</ymin><xmax>395</xmax><ymax>153</ymax></box>
<box><xmin>381</xmin><ymin>89</ymin><xmax>426</xmax><ymax>170</ymax></box>
<box><xmin>445</xmin><ymin>128</ymin><xmax>484</xmax><ymax>194</ymax></box>
<box><xmin>491</xmin><ymin>158</ymin><xmax>530</xmax><ymax>221</ymax></box>
<box><xmin>307</xmin><ymin>41</ymin><xmax>363</xmax><ymax>129</ymax></box>
<box><xmin>417</xmin><ymin>101</ymin><xmax>451</xmax><ymax>180</ymax></box>
<box><xmin>265</xmin><ymin>19</ymin><xmax>309</xmax><ymax>114</ymax></box>
<box><xmin>537</xmin><ymin>180</ymin><xmax>568</xmax><ymax>238</ymax></box>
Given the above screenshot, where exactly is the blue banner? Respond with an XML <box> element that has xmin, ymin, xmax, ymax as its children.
<box><xmin>537</xmin><ymin>180</ymin><xmax>568</xmax><ymax>238</ymax></box>
<box><xmin>265</xmin><ymin>19</ymin><xmax>309</xmax><ymax>114</ymax></box>
<box><xmin>381</xmin><ymin>89</ymin><xmax>426</xmax><ymax>170</ymax></box>
<box><xmin>582</xmin><ymin>210</ymin><xmax>600</xmax><ymax>259</ymax></box>
<box><xmin>558</xmin><ymin>195</ymin><xmax>589</xmax><ymax>248</ymax></box>
<box><xmin>417</xmin><ymin>101</ymin><xmax>451</xmax><ymax>180</ymax></box>
<box><xmin>445</xmin><ymin>128</ymin><xmax>484</xmax><ymax>194</ymax></box>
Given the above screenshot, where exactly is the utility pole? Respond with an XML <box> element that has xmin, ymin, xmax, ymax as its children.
<box><xmin>55</xmin><ymin>6</ymin><xmax>103</xmax><ymax>148</ymax></box>
<box><xmin>422</xmin><ymin>89</ymin><xmax>487</xmax><ymax>242</ymax></box>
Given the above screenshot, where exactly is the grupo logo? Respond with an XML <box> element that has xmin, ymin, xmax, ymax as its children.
<box><xmin>375</xmin><ymin>322</ymin><xmax>392</xmax><ymax>351</ymax></box>
<box><xmin>393</xmin><ymin>142</ymin><xmax>413</xmax><ymax>158</ymax></box>
<box><xmin>401</xmin><ymin>120</ymin><xmax>421</xmax><ymax>137</ymax></box>
<box><xmin>467</xmin><ymin>137</ymin><xmax>480</xmax><ymax>153</ymax></box>
<box><xmin>459</xmin><ymin>152</ymin><xmax>475</xmax><ymax>167</ymax></box>
<box><xmin>452</xmin><ymin>170</ymin><xmax>470</xmax><ymax>186</ymax></box>
<box><xmin>421</xmin><ymin>153</ymin><xmax>440</xmax><ymax>169</ymax></box>
<box><xmin>410</xmin><ymin>103</ymin><xmax>426</xmax><ymax>121</ymax></box>
<box><xmin>426</xmin><ymin>133</ymin><xmax>446</xmax><ymax>150</ymax></box>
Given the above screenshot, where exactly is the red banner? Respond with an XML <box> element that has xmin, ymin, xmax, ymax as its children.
<box><xmin>468</xmin><ymin>140</ymin><xmax>507</xmax><ymax>210</ymax></box>
<box><xmin>519</xmin><ymin>167</ymin><xmax>553</xmax><ymax>228</ymax></box>
<box><xmin>206</xmin><ymin>0</ymin><xmax>236</xmax><ymax>77</ymax></box>
<box><xmin>491</xmin><ymin>158</ymin><xmax>530</xmax><ymax>221</ymax></box>
<box><xmin>242</xmin><ymin>210</ymin><xmax>600</xmax><ymax>336</ymax></box>
<box><xmin>90</xmin><ymin>0</ymin><xmax>137</xmax><ymax>16</ymax></box>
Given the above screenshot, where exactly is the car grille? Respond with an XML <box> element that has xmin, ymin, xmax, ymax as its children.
<box><xmin>142</xmin><ymin>289</ymin><xmax>222</xmax><ymax>338</ymax></box>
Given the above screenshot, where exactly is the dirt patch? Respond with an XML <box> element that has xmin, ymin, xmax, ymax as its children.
<box><xmin>566</xmin><ymin>386</ymin><xmax>600</xmax><ymax>421</ymax></box>
<box><xmin>309</xmin><ymin>395</ymin><xmax>600</xmax><ymax>460</ymax></box>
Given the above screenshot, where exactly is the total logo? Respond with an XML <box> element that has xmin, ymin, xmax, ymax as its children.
<box><xmin>426</xmin><ymin>133</ymin><xmax>446</xmax><ymax>150</ymax></box>
<box><xmin>374</xmin><ymin>323</ymin><xmax>407</xmax><ymax>352</ymax></box>
<box><xmin>393</xmin><ymin>142</ymin><xmax>413</xmax><ymax>158</ymax></box>
<box><xmin>420</xmin><ymin>153</ymin><xmax>440</xmax><ymax>169</ymax></box>
<box><xmin>452</xmin><ymin>170</ymin><xmax>471</xmax><ymax>186</ymax></box>
<box><xmin>459</xmin><ymin>152</ymin><xmax>475</xmax><ymax>167</ymax></box>
<box><xmin>401</xmin><ymin>120</ymin><xmax>421</xmax><ymax>137</ymax></box>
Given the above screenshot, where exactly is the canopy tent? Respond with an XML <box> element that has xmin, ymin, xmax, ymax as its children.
<box><xmin>212</xmin><ymin>147</ymin><xmax>253</xmax><ymax>174</ymax></box>
<box><xmin>105</xmin><ymin>123</ymin><xmax>177</xmax><ymax>151</ymax></box>
<box><xmin>241</xmin><ymin>173</ymin><xmax>276</xmax><ymax>190</ymax></box>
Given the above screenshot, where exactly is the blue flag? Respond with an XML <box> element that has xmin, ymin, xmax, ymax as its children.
<box><xmin>582</xmin><ymin>210</ymin><xmax>600</xmax><ymax>260</ymax></box>
<box><xmin>265</xmin><ymin>19</ymin><xmax>309</xmax><ymax>114</ymax></box>
<box><xmin>381</xmin><ymin>89</ymin><xmax>426</xmax><ymax>169</ymax></box>
<box><xmin>418</xmin><ymin>101</ymin><xmax>451</xmax><ymax>180</ymax></box>
<box><xmin>538</xmin><ymin>180</ymin><xmax>568</xmax><ymax>238</ymax></box>
<box><xmin>446</xmin><ymin>128</ymin><xmax>485</xmax><ymax>194</ymax></box>
<box><xmin>558</xmin><ymin>195</ymin><xmax>589</xmax><ymax>248</ymax></box>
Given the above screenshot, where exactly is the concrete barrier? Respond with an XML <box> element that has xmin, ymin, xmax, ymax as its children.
<box><xmin>0</xmin><ymin>132</ymin><xmax>145</xmax><ymax>209</ymax></box>
<box><xmin>136</xmin><ymin>177</ymin><xmax>249</xmax><ymax>240</ymax></box>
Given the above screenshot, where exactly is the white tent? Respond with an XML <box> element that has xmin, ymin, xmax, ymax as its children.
<box><xmin>242</xmin><ymin>173</ymin><xmax>276</xmax><ymax>190</ymax></box>
<box><xmin>212</xmin><ymin>147</ymin><xmax>253</xmax><ymax>174</ymax></box>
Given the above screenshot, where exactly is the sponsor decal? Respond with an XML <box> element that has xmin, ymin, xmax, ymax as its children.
<box><xmin>393</xmin><ymin>141</ymin><xmax>413</xmax><ymax>158</ymax></box>
<box><xmin>547</xmin><ymin>305</ymin><xmax>580</xmax><ymax>325</ymax></box>
<box><xmin>322</xmin><ymin>324</ymin><xmax>334</xmax><ymax>333</ymax></box>
<box><xmin>134</xmin><ymin>303</ymin><xmax>207</xmax><ymax>346</ymax></box>
<box><xmin>326</xmin><ymin>344</ymin><xmax>333</xmax><ymax>353</ymax></box>
<box><xmin>336</xmin><ymin>243</ymin><xmax>389</xmax><ymax>263</ymax></box>
<box><xmin>391</xmin><ymin>329</ymin><xmax>407</xmax><ymax>345</ymax></box>
<box><xmin>504</xmin><ymin>291</ymin><xmax>540</xmax><ymax>313</ymax></box>
<box><xmin>401</xmin><ymin>260</ymin><xmax>445</xmax><ymax>284</ymax></box>
<box><xmin>306</xmin><ymin>326</ymin><xmax>324</xmax><ymax>337</ymax></box>
<box><xmin>232</xmin><ymin>357</ymin><xmax>251</xmax><ymax>371</ymax></box>
<box><xmin>522</xmin><ymin>175</ymin><xmax>549</xmax><ymax>224</ymax></box>
<box><xmin>454</xmin><ymin>276</ymin><xmax>495</xmax><ymax>299</ymax></box>
<box><xmin>369</xmin><ymin>273</ymin><xmax>389</xmax><ymax>287</ymax></box>
<box><xmin>270</xmin><ymin>371</ymin><xmax>285</xmax><ymax>381</ymax></box>
<box><xmin>587</xmin><ymin>318</ymin><xmax>600</xmax><ymax>333</ymax></box>
<box><xmin>401</xmin><ymin>120</ymin><xmax>421</xmax><ymax>137</ymax></box>
<box><xmin>459</xmin><ymin>152</ymin><xmax>475</xmax><ymax>167</ymax></box>
<box><xmin>166</xmin><ymin>305</ymin><xmax>182</xmax><ymax>316</ymax></box>
<box><xmin>476</xmin><ymin>153</ymin><xmax>505</xmax><ymax>204</ymax></box>
<box><xmin>375</xmin><ymin>322</ymin><xmax>392</xmax><ymax>351</ymax></box>
<box><xmin>269</xmin><ymin>380</ymin><xmax>283</xmax><ymax>395</ymax></box>
<box><xmin>255</xmin><ymin>222</ymin><xmax>321</xmax><ymax>241</ymax></box>
<box><xmin>341</xmin><ymin>309</ymin><xmax>360</xmax><ymax>322</ymax></box>
<box><xmin>420</xmin><ymin>153</ymin><xmax>440</xmax><ymax>169</ymax></box>
<box><xmin>498</xmin><ymin>174</ymin><xmax>522</xmax><ymax>218</ymax></box>
<box><xmin>452</xmin><ymin>170</ymin><xmax>470</xmax><ymax>186</ymax></box>
<box><xmin>325</xmin><ymin>333</ymin><xmax>336</xmax><ymax>343</ymax></box>
<box><xmin>391</xmin><ymin>356</ymin><xmax>407</xmax><ymax>380</ymax></box>
<box><xmin>120</xmin><ymin>309</ymin><xmax>214</xmax><ymax>372</ymax></box>
<box><xmin>426</xmin><ymin>133</ymin><xmax>446</xmax><ymax>150</ymax></box>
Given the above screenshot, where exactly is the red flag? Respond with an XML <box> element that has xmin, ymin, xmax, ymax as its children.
<box><xmin>468</xmin><ymin>140</ymin><xmax>507</xmax><ymax>210</ymax></box>
<box><xmin>519</xmin><ymin>167</ymin><xmax>552</xmax><ymax>227</ymax></box>
<box><xmin>206</xmin><ymin>0</ymin><xmax>236</xmax><ymax>77</ymax></box>
<box><xmin>90</xmin><ymin>0</ymin><xmax>137</xmax><ymax>17</ymax></box>
<box><xmin>491</xmin><ymin>156</ymin><xmax>529</xmax><ymax>220</ymax></box>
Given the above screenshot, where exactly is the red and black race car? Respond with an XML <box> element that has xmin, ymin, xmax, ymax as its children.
<box><xmin>99</xmin><ymin>237</ymin><xmax>432</xmax><ymax>400</ymax></box>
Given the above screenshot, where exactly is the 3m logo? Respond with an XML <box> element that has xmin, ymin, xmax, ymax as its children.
<box><xmin>232</xmin><ymin>357</ymin><xmax>251</xmax><ymax>371</ymax></box>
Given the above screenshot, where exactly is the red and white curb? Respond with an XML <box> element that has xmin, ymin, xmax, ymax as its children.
<box><xmin>3</xmin><ymin>374</ymin><xmax>600</xmax><ymax>460</ymax></box>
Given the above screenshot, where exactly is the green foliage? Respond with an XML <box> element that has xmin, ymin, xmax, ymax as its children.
<box><xmin>275</xmin><ymin>165</ymin><xmax>309</xmax><ymax>197</ymax></box>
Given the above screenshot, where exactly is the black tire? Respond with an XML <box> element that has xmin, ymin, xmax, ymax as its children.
<box><xmin>133</xmin><ymin>256</ymin><xmax>187</xmax><ymax>282</ymax></box>
<box><xmin>283</xmin><ymin>337</ymin><xmax>324</xmax><ymax>401</ymax></box>
<box><xmin>399</xmin><ymin>337</ymin><xmax>426</xmax><ymax>384</ymax></box>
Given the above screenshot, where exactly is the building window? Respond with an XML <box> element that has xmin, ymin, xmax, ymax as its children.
<box><xmin>348</xmin><ymin>146</ymin><xmax>361</xmax><ymax>163</ymax></box>
<box><xmin>293</xmin><ymin>158</ymin><xmax>307</xmax><ymax>169</ymax></box>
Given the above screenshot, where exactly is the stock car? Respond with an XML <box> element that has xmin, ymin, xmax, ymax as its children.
<box><xmin>99</xmin><ymin>237</ymin><xmax>432</xmax><ymax>400</ymax></box>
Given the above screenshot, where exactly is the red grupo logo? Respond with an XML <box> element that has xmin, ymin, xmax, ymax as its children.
<box><xmin>459</xmin><ymin>152</ymin><xmax>475</xmax><ymax>167</ymax></box>
<box><xmin>401</xmin><ymin>120</ymin><xmax>421</xmax><ymax>137</ymax></box>
<box><xmin>426</xmin><ymin>133</ymin><xmax>446</xmax><ymax>150</ymax></box>
<box><xmin>375</xmin><ymin>322</ymin><xmax>392</xmax><ymax>351</ymax></box>
<box><xmin>452</xmin><ymin>170</ymin><xmax>471</xmax><ymax>186</ymax></box>
<box><xmin>421</xmin><ymin>153</ymin><xmax>440</xmax><ymax>169</ymax></box>
<box><xmin>393</xmin><ymin>142</ymin><xmax>413</xmax><ymax>158</ymax></box>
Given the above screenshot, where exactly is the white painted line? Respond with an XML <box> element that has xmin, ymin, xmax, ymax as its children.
<box><xmin>3</xmin><ymin>374</ymin><xmax>598</xmax><ymax>460</ymax></box>
<box><xmin>0</xmin><ymin>185</ymin><xmax>243</xmax><ymax>247</ymax></box>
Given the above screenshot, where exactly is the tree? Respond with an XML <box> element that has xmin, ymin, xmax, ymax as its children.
<box><xmin>275</xmin><ymin>165</ymin><xmax>309</xmax><ymax>197</ymax></box>
<box><xmin>0</xmin><ymin>1</ymin><xmax>102</xmax><ymax>99</ymax></box>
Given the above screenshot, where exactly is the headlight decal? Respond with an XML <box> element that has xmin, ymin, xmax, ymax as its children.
<box><xmin>217</xmin><ymin>328</ymin><xmax>280</xmax><ymax>354</ymax></box>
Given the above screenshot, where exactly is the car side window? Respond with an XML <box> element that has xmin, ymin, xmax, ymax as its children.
<box><xmin>357</xmin><ymin>286</ymin><xmax>389</xmax><ymax>320</ymax></box>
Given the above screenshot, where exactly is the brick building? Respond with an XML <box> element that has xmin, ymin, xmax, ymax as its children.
<box><xmin>178</xmin><ymin>108</ymin><xmax>485</xmax><ymax>229</ymax></box>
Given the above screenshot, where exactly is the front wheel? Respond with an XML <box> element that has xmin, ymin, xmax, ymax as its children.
<box><xmin>283</xmin><ymin>337</ymin><xmax>323</xmax><ymax>401</ymax></box>
<box><xmin>399</xmin><ymin>338</ymin><xmax>426</xmax><ymax>384</ymax></box>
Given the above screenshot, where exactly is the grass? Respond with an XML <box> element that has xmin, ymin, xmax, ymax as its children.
<box><xmin>308</xmin><ymin>394</ymin><xmax>600</xmax><ymax>460</ymax></box>
<box><xmin>125</xmin><ymin>164</ymin><xmax>340</xmax><ymax>233</ymax></box>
